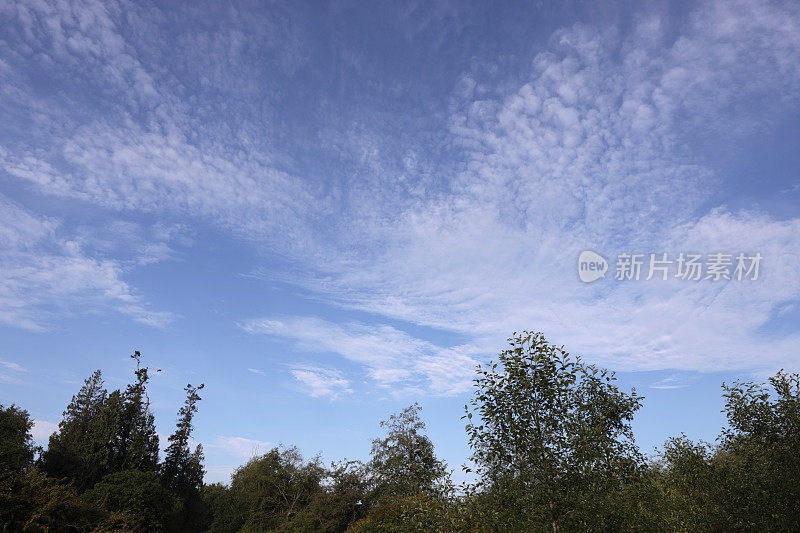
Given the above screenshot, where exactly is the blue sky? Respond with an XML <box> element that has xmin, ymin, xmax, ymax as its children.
<box><xmin>1</xmin><ymin>0</ymin><xmax>799</xmax><ymax>484</ymax></box>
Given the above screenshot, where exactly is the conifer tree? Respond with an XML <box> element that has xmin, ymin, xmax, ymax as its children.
<box><xmin>162</xmin><ymin>383</ymin><xmax>206</xmax><ymax>530</ymax></box>
<box><xmin>162</xmin><ymin>384</ymin><xmax>205</xmax><ymax>494</ymax></box>
<box><xmin>113</xmin><ymin>351</ymin><xmax>160</xmax><ymax>473</ymax></box>
<box><xmin>41</xmin><ymin>369</ymin><xmax>107</xmax><ymax>488</ymax></box>
<box><xmin>41</xmin><ymin>352</ymin><xmax>161</xmax><ymax>490</ymax></box>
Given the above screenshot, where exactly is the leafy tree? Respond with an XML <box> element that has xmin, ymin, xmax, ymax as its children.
<box><xmin>642</xmin><ymin>436</ymin><xmax>722</xmax><ymax>530</ymax></box>
<box><xmin>82</xmin><ymin>469</ymin><xmax>174</xmax><ymax>532</ymax></box>
<box><xmin>202</xmin><ymin>482</ymin><xmax>242</xmax><ymax>531</ymax></box>
<box><xmin>213</xmin><ymin>446</ymin><xmax>325</xmax><ymax>532</ymax></box>
<box><xmin>464</xmin><ymin>331</ymin><xmax>644</xmax><ymax>532</ymax></box>
<box><xmin>368</xmin><ymin>403</ymin><xmax>448</xmax><ymax>500</ymax></box>
<box><xmin>0</xmin><ymin>468</ymin><xmax>103</xmax><ymax>531</ymax></box>
<box><xmin>290</xmin><ymin>460</ymin><xmax>370</xmax><ymax>532</ymax></box>
<box><xmin>713</xmin><ymin>370</ymin><xmax>800</xmax><ymax>530</ymax></box>
<box><xmin>349</xmin><ymin>492</ymin><xmax>469</xmax><ymax>533</ymax></box>
<box><xmin>0</xmin><ymin>404</ymin><xmax>36</xmax><ymax>472</ymax></box>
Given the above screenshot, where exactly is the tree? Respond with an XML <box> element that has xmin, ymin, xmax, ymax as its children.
<box><xmin>1</xmin><ymin>406</ymin><xmax>102</xmax><ymax>530</ymax></box>
<box><xmin>464</xmin><ymin>331</ymin><xmax>644</xmax><ymax>532</ymax></box>
<box><xmin>40</xmin><ymin>369</ymin><xmax>107</xmax><ymax>489</ymax></box>
<box><xmin>42</xmin><ymin>353</ymin><xmax>162</xmax><ymax>491</ymax></box>
<box><xmin>111</xmin><ymin>351</ymin><xmax>161</xmax><ymax>474</ymax></box>
<box><xmin>713</xmin><ymin>370</ymin><xmax>800</xmax><ymax>530</ymax></box>
<box><xmin>212</xmin><ymin>446</ymin><xmax>325</xmax><ymax>532</ymax></box>
<box><xmin>368</xmin><ymin>403</ymin><xmax>448</xmax><ymax>500</ymax></box>
<box><xmin>291</xmin><ymin>460</ymin><xmax>370</xmax><ymax>532</ymax></box>
<box><xmin>202</xmin><ymin>482</ymin><xmax>241</xmax><ymax>532</ymax></box>
<box><xmin>81</xmin><ymin>469</ymin><xmax>174</xmax><ymax>531</ymax></box>
<box><xmin>161</xmin><ymin>383</ymin><xmax>206</xmax><ymax>530</ymax></box>
<box><xmin>0</xmin><ymin>468</ymin><xmax>102</xmax><ymax>531</ymax></box>
<box><xmin>0</xmin><ymin>404</ymin><xmax>36</xmax><ymax>472</ymax></box>
<box><xmin>645</xmin><ymin>436</ymin><xmax>723</xmax><ymax>530</ymax></box>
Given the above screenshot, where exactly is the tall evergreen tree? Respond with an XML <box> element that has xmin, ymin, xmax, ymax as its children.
<box><xmin>162</xmin><ymin>383</ymin><xmax>205</xmax><ymax>496</ymax></box>
<box><xmin>41</xmin><ymin>352</ymin><xmax>161</xmax><ymax>490</ymax></box>
<box><xmin>162</xmin><ymin>383</ymin><xmax>206</xmax><ymax>529</ymax></box>
<box><xmin>40</xmin><ymin>369</ymin><xmax>107</xmax><ymax>488</ymax></box>
<box><xmin>112</xmin><ymin>351</ymin><xmax>160</xmax><ymax>473</ymax></box>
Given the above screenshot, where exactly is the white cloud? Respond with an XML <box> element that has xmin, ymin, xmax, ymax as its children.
<box><xmin>240</xmin><ymin>317</ymin><xmax>477</xmax><ymax>396</ymax></box>
<box><xmin>1</xmin><ymin>0</ymin><xmax>799</xmax><ymax>387</ymax></box>
<box><xmin>266</xmin><ymin>0</ymin><xmax>800</xmax><ymax>376</ymax></box>
<box><xmin>31</xmin><ymin>419</ymin><xmax>59</xmax><ymax>441</ymax></box>
<box><xmin>0</xmin><ymin>359</ymin><xmax>27</xmax><ymax>384</ymax></box>
<box><xmin>209</xmin><ymin>435</ymin><xmax>272</xmax><ymax>459</ymax></box>
<box><xmin>0</xmin><ymin>360</ymin><xmax>26</xmax><ymax>372</ymax></box>
<box><xmin>650</xmin><ymin>374</ymin><xmax>699</xmax><ymax>390</ymax></box>
<box><xmin>0</xmin><ymin>195</ymin><xmax>173</xmax><ymax>330</ymax></box>
<box><xmin>289</xmin><ymin>364</ymin><xmax>353</xmax><ymax>400</ymax></box>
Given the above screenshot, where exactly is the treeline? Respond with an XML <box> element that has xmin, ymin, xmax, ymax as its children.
<box><xmin>1</xmin><ymin>353</ymin><xmax>206</xmax><ymax>531</ymax></box>
<box><xmin>1</xmin><ymin>333</ymin><xmax>799</xmax><ymax>531</ymax></box>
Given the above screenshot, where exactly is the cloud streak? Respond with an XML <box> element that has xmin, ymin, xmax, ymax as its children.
<box><xmin>0</xmin><ymin>195</ymin><xmax>173</xmax><ymax>330</ymax></box>
<box><xmin>240</xmin><ymin>317</ymin><xmax>477</xmax><ymax>396</ymax></box>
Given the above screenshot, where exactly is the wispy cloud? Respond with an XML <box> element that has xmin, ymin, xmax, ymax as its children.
<box><xmin>0</xmin><ymin>195</ymin><xmax>174</xmax><ymax>330</ymax></box>
<box><xmin>650</xmin><ymin>374</ymin><xmax>699</xmax><ymax>390</ymax></box>
<box><xmin>0</xmin><ymin>359</ymin><xmax>26</xmax><ymax>384</ymax></box>
<box><xmin>240</xmin><ymin>317</ymin><xmax>477</xmax><ymax>396</ymax></box>
<box><xmin>289</xmin><ymin>364</ymin><xmax>353</xmax><ymax>400</ymax></box>
<box><xmin>0</xmin><ymin>360</ymin><xmax>26</xmax><ymax>373</ymax></box>
<box><xmin>209</xmin><ymin>435</ymin><xmax>272</xmax><ymax>459</ymax></box>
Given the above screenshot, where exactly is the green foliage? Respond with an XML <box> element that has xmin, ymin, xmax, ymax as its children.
<box><xmin>349</xmin><ymin>493</ymin><xmax>463</xmax><ymax>533</ymax></box>
<box><xmin>32</xmin><ymin>353</ymin><xmax>210</xmax><ymax>531</ymax></box>
<box><xmin>220</xmin><ymin>446</ymin><xmax>325</xmax><ymax>531</ymax></box>
<box><xmin>113</xmin><ymin>352</ymin><xmax>162</xmax><ymax>474</ymax></box>
<box><xmin>714</xmin><ymin>370</ymin><xmax>800</xmax><ymax>530</ymax></box>
<box><xmin>0</xmin><ymin>404</ymin><xmax>36</xmax><ymax>472</ymax></box>
<box><xmin>5</xmin><ymin>337</ymin><xmax>800</xmax><ymax>532</ymax></box>
<box><xmin>202</xmin><ymin>482</ymin><xmax>241</xmax><ymax>531</ymax></box>
<box><xmin>369</xmin><ymin>403</ymin><xmax>449</xmax><ymax>500</ymax></box>
<box><xmin>41</xmin><ymin>354</ymin><xmax>161</xmax><ymax>492</ymax></box>
<box><xmin>161</xmin><ymin>383</ymin><xmax>205</xmax><ymax>495</ymax></box>
<box><xmin>82</xmin><ymin>469</ymin><xmax>174</xmax><ymax>532</ymax></box>
<box><xmin>161</xmin><ymin>383</ymin><xmax>206</xmax><ymax>531</ymax></box>
<box><xmin>40</xmin><ymin>369</ymin><xmax>107</xmax><ymax>489</ymax></box>
<box><xmin>0</xmin><ymin>468</ymin><xmax>101</xmax><ymax>531</ymax></box>
<box><xmin>288</xmin><ymin>460</ymin><xmax>370</xmax><ymax>532</ymax></box>
<box><xmin>204</xmin><ymin>455</ymin><xmax>372</xmax><ymax>532</ymax></box>
<box><xmin>464</xmin><ymin>331</ymin><xmax>644</xmax><ymax>531</ymax></box>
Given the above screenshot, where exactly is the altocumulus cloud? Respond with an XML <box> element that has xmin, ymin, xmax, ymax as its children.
<box><xmin>276</xmin><ymin>0</ymin><xmax>800</xmax><ymax>375</ymax></box>
<box><xmin>1</xmin><ymin>0</ymin><xmax>799</xmax><ymax>394</ymax></box>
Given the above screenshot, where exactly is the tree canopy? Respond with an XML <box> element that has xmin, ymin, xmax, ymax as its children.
<box><xmin>2</xmin><ymin>336</ymin><xmax>799</xmax><ymax>531</ymax></box>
